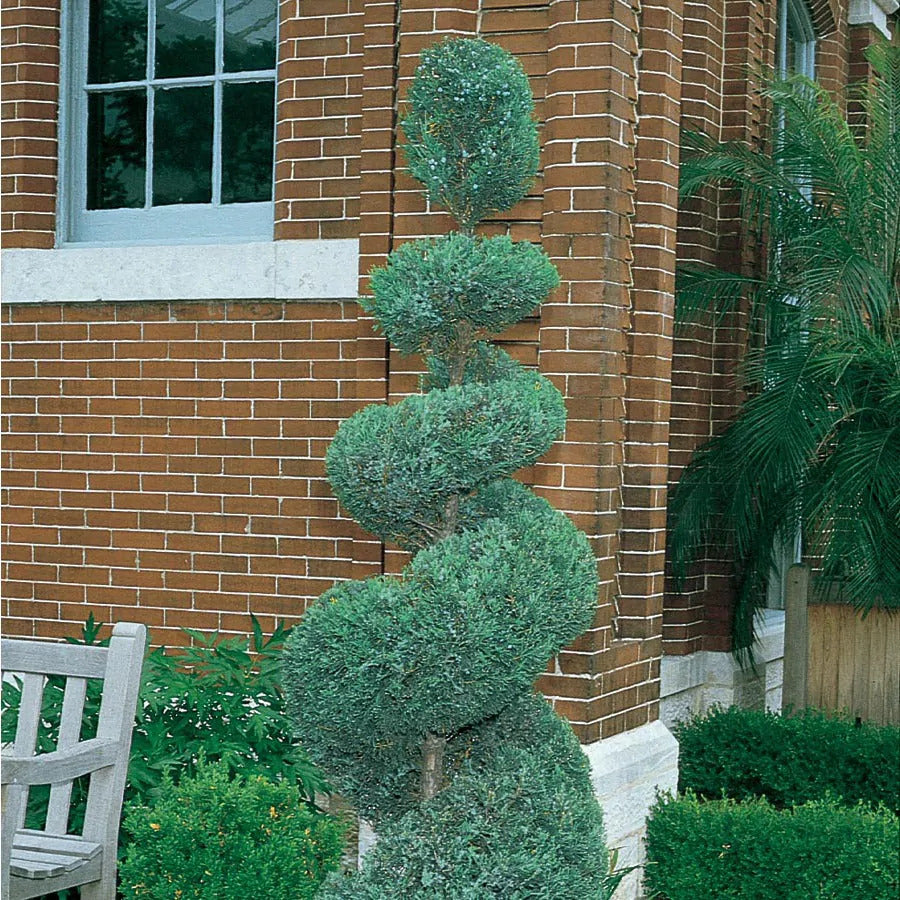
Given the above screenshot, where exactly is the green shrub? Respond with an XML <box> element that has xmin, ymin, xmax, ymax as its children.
<box><xmin>645</xmin><ymin>792</ymin><xmax>899</xmax><ymax>900</ymax></box>
<box><xmin>283</xmin><ymin>489</ymin><xmax>596</xmax><ymax>823</ymax></box>
<box><xmin>284</xmin><ymin>34</ymin><xmax>612</xmax><ymax>891</ymax></box>
<box><xmin>1</xmin><ymin>616</ymin><xmax>327</xmax><ymax>832</ymax></box>
<box><xmin>132</xmin><ymin>618</ymin><xmax>326</xmax><ymax>803</ymax></box>
<box><xmin>676</xmin><ymin>706</ymin><xmax>900</xmax><ymax>813</ymax></box>
<box><xmin>365</xmin><ymin>233</ymin><xmax>558</xmax><ymax>358</ymax></box>
<box><xmin>325</xmin><ymin>366</ymin><xmax>566</xmax><ymax>550</ymax></box>
<box><xmin>319</xmin><ymin>695</ymin><xmax>621</xmax><ymax>900</ymax></box>
<box><xmin>401</xmin><ymin>37</ymin><xmax>539</xmax><ymax>230</ymax></box>
<box><xmin>119</xmin><ymin>761</ymin><xmax>345</xmax><ymax>900</ymax></box>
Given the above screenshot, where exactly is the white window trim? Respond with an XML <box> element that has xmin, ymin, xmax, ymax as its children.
<box><xmin>776</xmin><ymin>0</ymin><xmax>816</xmax><ymax>81</ymax></box>
<box><xmin>59</xmin><ymin>0</ymin><xmax>276</xmax><ymax>246</ymax></box>
<box><xmin>0</xmin><ymin>240</ymin><xmax>359</xmax><ymax>304</ymax></box>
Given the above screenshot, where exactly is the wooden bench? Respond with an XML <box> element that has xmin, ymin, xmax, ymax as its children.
<box><xmin>2</xmin><ymin>622</ymin><xmax>146</xmax><ymax>900</ymax></box>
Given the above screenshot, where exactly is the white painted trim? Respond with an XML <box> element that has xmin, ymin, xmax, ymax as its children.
<box><xmin>0</xmin><ymin>239</ymin><xmax>360</xmax><ymax>304</ymax></box>
<box><xmin>848</xmin><ymin>0</ymin><xmax>899</xmax><ymax>38</ymax></box>
<box><xmin>63</xmin><ymin>0</ymin><xmax>277</xmax><ymax>244</ymax></box>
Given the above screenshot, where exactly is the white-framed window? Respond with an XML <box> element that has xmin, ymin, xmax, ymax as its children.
<box><xmin>61</xmin><ymin>0</ymin><xmax>277</xmax><ymax>245</ymax></box>
<box><xmin>777</xmin><ymin>0</ymin><xmax>816</xmax><ymax>80</ymax></box>
<box><xmin>767</xmin><ymin>0</ymin><xmax>815</xmax><ymax>609</ymax></box>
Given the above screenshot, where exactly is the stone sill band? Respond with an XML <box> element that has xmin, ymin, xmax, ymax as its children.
<box><xmin>0</xmin><ymin>240</ymin><xmax>360</xmax><ymax>305</ymax></box>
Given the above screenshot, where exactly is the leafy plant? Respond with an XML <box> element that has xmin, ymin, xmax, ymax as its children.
<box><xmin>283</xmin><ymin>37</ymin><xmax>614</xmax><ymax>896</ymax></box>
<box><xmin>675</xmin><ymin>705</ymin><xmax>900</xmax><ymax>814</ymax></box>
<box><xmin>119</xmin><ymin>760</ymin><xmax>345</xmax><ymax>900</ymax></box>
<box><xmin>669</xmin><ymin>42</ymin><xmax>900</xmax><ymax>652</ymax></box>
<box><xmin>645</xmin><ymin>791</ymin><xmax>899</xmax><ymax>900</ymax></box>
<box><xmin>131</xmin><ymin>617</ymin><xmax>325</xmax><ymax>804</ymax></box>
<box><xmin>1</xmin><ymin>615</ymin><xmax>328</xmax><ymax>836</ymax></box>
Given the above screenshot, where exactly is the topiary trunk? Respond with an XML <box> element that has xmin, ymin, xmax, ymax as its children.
<box><xmin>283</xmin><ymin>37</ymin><xmax>615</xmax><ymax>899</ymax></box>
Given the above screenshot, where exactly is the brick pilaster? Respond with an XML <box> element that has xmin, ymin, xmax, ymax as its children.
<box><xmin>536</xmin><ymin>0</ymin><xmax>642</xmax><ymax>742</ymax></box>
<box><xmin>274</xmin><ymin>0</ymin><xmax>364</xmax><ymax>240</ymax></box>
<box><xmin>614</xmin><ymin>0</ymin><xmax>685</xmax><ymax>718</ymax></box>
<box><xmin>1</xmin><ymin>0</ymin><xmax>60</xmax><ymax>248</ymax></box>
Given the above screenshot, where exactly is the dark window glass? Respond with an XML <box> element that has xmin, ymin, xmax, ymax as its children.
<box><xmin>224</xmin><ymin>0</ymin><xmax>276</xmax><ymax>72</ymax></box>
<box><xmin>87</xmin><ymin>90</ymin><xmax>147</xmax><ymax>209</ymax></box>
<box><xmin>152</xmin><ymin>86</ymin><xmax>213</xmax><ymax>205</ymax></box>
<box><xmin>221</xmin><ymin>81</ymin><xmax>274</xmax><ymax>203</ymax></box>
<box><xmin>155</xmin><ymin>0</ymin><xmax>215</xmax><ymax>78</ymax></box>
<box><xmin>88</xmin><ymin>0</ymin><xmax>148</xmax><ymax>84</ymax></box>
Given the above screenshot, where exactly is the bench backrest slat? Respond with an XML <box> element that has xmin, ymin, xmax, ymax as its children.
<box><xmin>45</xmin><ymin>677</ymin><xmax>88</xmax><ymax>835</ymax></box>
<box><xmin>10</xmin><ymin>673</ymin><xmax>45</xmax><ymax>832</ymax></box>
<box><xmin>1</xmin><ymin>641</ymin><xmax>108</xmax><ymax>680</ymax></box>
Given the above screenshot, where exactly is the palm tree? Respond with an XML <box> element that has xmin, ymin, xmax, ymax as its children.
<box><xmin>668</xmin><ymin>42</ymin><xmax>900</xmax><ymax>654</ymax></box>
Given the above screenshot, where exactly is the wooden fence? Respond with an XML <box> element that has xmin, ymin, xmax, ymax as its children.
<box><xmin>783</xmin><ymin>565</ymin><xmax>899</xmax><ymax>725</ymax></box>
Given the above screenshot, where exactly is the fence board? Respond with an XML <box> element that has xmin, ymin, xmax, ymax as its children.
<box><xmin>806</xmin><ymin>604</ymin><xmax>899</xmax><ymax>726</ymax></box>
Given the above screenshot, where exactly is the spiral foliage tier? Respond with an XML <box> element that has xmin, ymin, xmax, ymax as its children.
<box><xmin>283</xmin><ymin>38</ymin><xmax>614</xmax><ymax>898</ymax></box>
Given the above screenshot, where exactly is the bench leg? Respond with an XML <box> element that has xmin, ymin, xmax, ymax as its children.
<box><xmin>80</xmin><ymin>873</ymin><xmax>115</xmax><ymax>900</ymax></box>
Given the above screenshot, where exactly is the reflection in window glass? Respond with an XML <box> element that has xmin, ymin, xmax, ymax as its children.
<box><xmin>89</xmin><ymin>0</ymin><xmax>148</xmax><ymax>83</ymax></box>
<box><xmin>155</xmin><ymin>0</ymin><xmax>216</xmax><ymax>78</ymax></box>
<box><xmin>79</xmin><ymin>0</ymin><xmax>276</xmax><ymax>228</ymax></box>
<box><xmin>153</xmin><ymin>86</ymin><xmax>213</xmax><ymax>205</ymax></box>
<box><xmin>87</xmin><ymin>90</ymin><xmax>147</xmax><ymax>209</ymax></box>
<box><xmin>224</xmin><ymin>0</ymin><xmax>276</xmax><ymax>72</ymax></box>
<box><xmin>222</xmin><ymin>81</ymin><xmax>275</xmax><ymax>203</ymax></box>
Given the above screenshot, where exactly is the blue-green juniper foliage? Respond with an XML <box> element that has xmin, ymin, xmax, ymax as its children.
<box><xmin>283</xmin><ymin>37</ymin><xmax>614</xmax><ymax>898</ymax></box>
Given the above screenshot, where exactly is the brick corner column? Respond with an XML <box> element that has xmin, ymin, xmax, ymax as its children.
<box><xmin>1</xmin><ymin>0</ymin><xmax>61</xmax><ymax>249</ymax></box>
<box><xmin>537</xmin><ymin>0</ymin><xmax>647</xmax><ymax>743</ymax></box>
<box><xmin>275</xmin><ymin>0</ymin><xmax>364</xmax><ymax>241</ymax></box>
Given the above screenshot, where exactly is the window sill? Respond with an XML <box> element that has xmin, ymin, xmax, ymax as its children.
<box><xmin>0</xmin><ymin>239</ymin><xmax>359</xmax><ymax>304</ymax></box>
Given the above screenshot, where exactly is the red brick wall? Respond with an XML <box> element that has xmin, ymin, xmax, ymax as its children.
<box><xmin>274</xmin><ymin>0</ymin><xmax>364</xmax><ymax>240</ymax></box>
<box><xmin>616</xmin><ymin>0</ymin><xmax>684</xmax><ymax>660</ymax></box>
<box><xmin>2</xmin><ymin>300</ymin><xmax>365</xmax><ymax>646</ymax></box>
<box><xmin>664</xmin><ymin>0</ymin><xmax>727</xmax><ymax>654</ymax></box>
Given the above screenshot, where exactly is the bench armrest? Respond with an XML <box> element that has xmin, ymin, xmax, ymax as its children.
<box><xmin>1</xmin><ymin>738</ymin><xmax>119</xmax><ymax>786</ymax></box>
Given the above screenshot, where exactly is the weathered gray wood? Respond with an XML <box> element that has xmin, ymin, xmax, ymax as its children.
<box><xmin>2</xmin><ymin>739</ymin><xmax>118</xmax><ymax>785</ymax></box>
<box><xmin>46</xmin><ymin>676</ymin><xmax>88</xmax><ymax>833</ymax></box>
<box><xmin>1</xmin><ymin>622</ymin><xmax>146</xmax><ymax>900</ymax></box>
<box><xmin>10</xmin><ymin>831</ymin><xmax>102</xmax><ymax>879</ymax></box>
<box><xmin>10</xmin><ymin>673</ymin><xmax>43</xmax><ymax>832</ymax></box>
<box><xmin>3</xmin><ymin>672</ymin><xmax>43</xmax><ymax>898</ymax></box>
<box><xmin>81</xmin><ymin>622</ymin><xmax>147</xmax><ymax>900</ymax></box>
<box><xmin>782</xmin><ymin>563</ymin><xmax>809</xmax><ymax>713</ymax></box>
<box><xmin>1</xmin><ymin>641</ymin><xmax>108</xmax><ymax>679</ymax></box>
<box><xmin>9</xmin><ymin>855</ymin><xmax>103</xmax><ymax>900</ymax></box>
<box><xmin>13</xmin><ymin>830</ymin><xmax>102</xmax><ymax>857</ymax></box>
<box><xmin>11</xmin><ymin>841</ymin><xmax>101</xmax><ymax>878</ymax></box>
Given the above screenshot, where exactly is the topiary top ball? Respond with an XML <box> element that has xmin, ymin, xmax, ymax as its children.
<box><xmin>402</xmin><ymin>37</ymin><xmax>540</xmax><ymax>230</ymax></box>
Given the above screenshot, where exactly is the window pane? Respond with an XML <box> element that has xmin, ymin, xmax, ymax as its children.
<box><xmin>152</xmin><ymin>86</ymin><xmax>213</xmax><ymax>205</ymax></box>
<box><xmin>221</xmin><ymin>81</ymin><xmax>274</xmax><ymax>203</ymax></box>
<box><xmin>155</xmin><ymin>0</ymin><xmax>215</xmax><ymax>78</ymax></box>
<box><xmin>87</xmin><ymin>90</ymin><xmax>147</xmax><ymax>209</ymax></box>
<box><xmin>88</xmin><ymin>0</ymin><xmax>148</xmax><ymax>84</ymax></box>
<box><xmin>224</xmin><ymin>0</ymin><xmax>276</xmax><ymax>72</ymax></box>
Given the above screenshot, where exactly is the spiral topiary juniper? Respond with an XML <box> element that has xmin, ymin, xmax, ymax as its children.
<box><xmin>283</xmin><ymin>37</ymin><xmax>615</xmax><ymax>898</ymax></box>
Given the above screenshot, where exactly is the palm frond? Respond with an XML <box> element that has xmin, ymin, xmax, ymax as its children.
<box><xmin>670</xmin><ymin>44</ymin><xmax>900</xmax><ymax>653</ymax></box>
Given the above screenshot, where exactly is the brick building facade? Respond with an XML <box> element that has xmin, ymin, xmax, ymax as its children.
<box><xmin>2</xmin><ymin>0</ymin><xmax>896</xmax><ymax>884</ymax></box>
